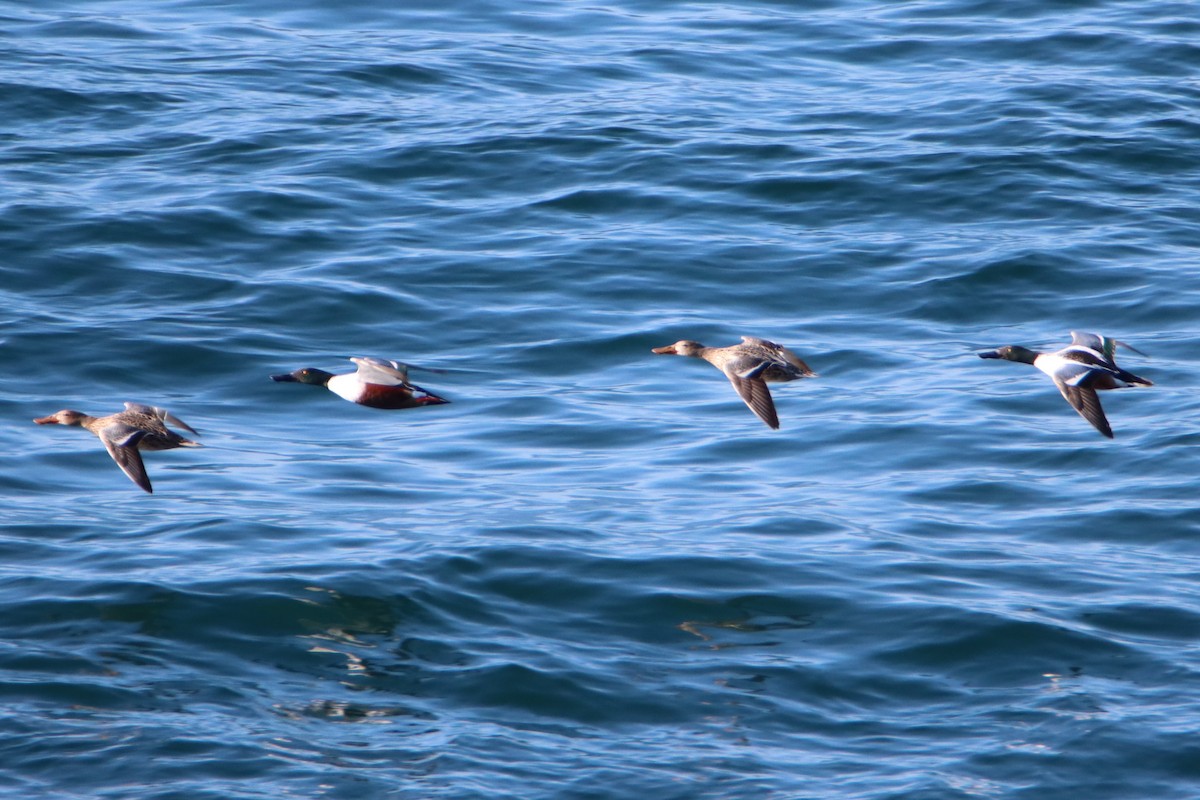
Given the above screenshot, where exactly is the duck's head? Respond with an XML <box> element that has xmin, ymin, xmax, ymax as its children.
<box><xmin>34</xmin><ymin>409</ymin><xmax>88</xmax><ymax>426</ymax></box>
<box><xmin>271</xmin><ymin>367</ymin><xmax>334</xmax><ymax>387</ymax></box>
<box><xmin>979</xmin><ymin>345</ymin><xmax>1038</xmax><ymax>364</ymax></box>
<box><xmin>652</xmin><ymin>340</ymin><xmax>705</xmax><ymax>357</ymax></box>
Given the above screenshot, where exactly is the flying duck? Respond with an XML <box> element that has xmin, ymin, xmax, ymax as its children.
<box><xmin>34</xmin><ymin>402</ymin><xmax>201</xmax><ymax>493</ymax></box>
<box><xmin>651</xmin><ymin>336</ymin><xmax>817</xmax><ymax>429</ymax></box>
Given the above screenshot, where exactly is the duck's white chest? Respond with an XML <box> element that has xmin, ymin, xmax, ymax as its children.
<box><xmin>326</xmin><ymin>374</ymin><xmax>364</xmax><ymax>403</ymax></box>
<box><xmin>1034</xmin><ymin>353</ymin><xmax>1092</xmax><ymax>384</ymax></box>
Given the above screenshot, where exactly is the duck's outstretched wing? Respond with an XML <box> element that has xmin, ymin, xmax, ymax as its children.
<box><xmin>740</xmin><ymin>336</ymin><xmax>816</xmax><ymax>376</ymax></box>
<box><xmin>1069</xmin><ymin>331</ymin><xmax>1148</xmax><ymax>360</ymax></box>
<box><xmin>1053</xmin><ymin>377</ymin><xmax>1113</xmax><ymax>438</ymax></box>
<box><xmin>1060</xmin><ymin>341</ymin><xmax>1153</xmax><ymax>387</ymax></box>
<box><xmin>350</xmin><ymin>357</ymin><xmax>411</xmax><ymax>386</ymax></box>
<box><xmin>724</xmin><ymin>369</ymin><xmax>780</xmax><ymax>429</ymax></box>
<box><xmin>98</xmin><ymin>426</ymin><xmax>153</xmax><ymax>492</ymax></box>
<box><xmin>124</xmin><ymin>402</ymin><xmax>199</xmax><ymax>436</ymax></box>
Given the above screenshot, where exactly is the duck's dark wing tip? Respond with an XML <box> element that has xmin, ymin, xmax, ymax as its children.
<box><xmin>727</xmin><ymin>373</ymin><xmax>780</xmax><ymax>429</ymax></box>
<box><xmin>1056</xmin><ymin>379</ymin><xmax>1113</xmax><ymax>438</ymax></box>
<box><xmin>102</xmin><ymin>436</ymin><xmax>153</xmax><ymax>493</ymax></box>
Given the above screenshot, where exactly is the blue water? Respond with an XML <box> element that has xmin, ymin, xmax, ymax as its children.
<box><xmin>3</xmin><ymin>1</ymin><xmax>1200</xmax><ymax>797</ymax></box>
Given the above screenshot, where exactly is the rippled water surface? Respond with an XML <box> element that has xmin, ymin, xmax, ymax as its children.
<box><xmin>4</xmin><ymin>1</ymin><xmax>1200</xmax><ymax>797</ymax></box>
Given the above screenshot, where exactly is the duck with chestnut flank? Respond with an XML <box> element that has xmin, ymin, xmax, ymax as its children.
<box><xmin>271</xmin><ymin>357</ymin><xmax>449</xmax><ymax>409</ymax></box>
<box><xmin>33</xmin><ymin>403</ymin><xmax>201</xmax><ymax>493</ymax></box>
<box><xmin>978</xmin><ymin>332</ymin><xmax>1152</xmax><ymax>438</ymax></box>
<box><xmin>651</xmin><ymin>336</ymin><xmax>817</xmax><ymax>429</ymax></box>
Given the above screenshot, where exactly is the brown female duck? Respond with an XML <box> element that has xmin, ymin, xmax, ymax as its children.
<box><xmin>651</xmin><ymin>336</ymin><xmax>817</xmax><ymax>429</ymax></box>
<box><xmin>34</xmin><ymin>402</ymin><xmax>201</xmax><ymax>493</ymax></box>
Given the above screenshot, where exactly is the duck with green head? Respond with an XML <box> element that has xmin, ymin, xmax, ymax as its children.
<box><xmin>271</xmin><ymin>356</ymin><xmax>449</xmax><ymax>410</ymax></box>
<box><xmin>979</xmin><ymin>332</ymin><xmax>1152</xmax><ymax>438</ymax></box>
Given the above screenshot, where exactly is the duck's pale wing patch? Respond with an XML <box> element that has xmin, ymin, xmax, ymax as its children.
<box><xmin>1070</xmin><ymin>331</ymin><xmax>1148</xmax><ymax>359</ymax></box>
<box><xmin>738</xmin><ymin>336</ymin><xmax>815</xmax><ymax>376</ymax></box>
<box><xmin>1059</xmin><ymin>348</ymin><xmax>1113</xmax><ymax>371</ymax></box>
<box><xmin>351</xmin><ymin>357</ymin><xmax>410</xmax><ymax>386</ymax></box>
<box><xmin>124</xmin><ymin>402</ymin><xmax>199</xmax><ymax>436</ymax></box>
<box><xmin>1069</xmin><ymin>331</ymin><xmax>1112</xmax><ymax>360</ymax></box>
<box><xmin>1054</xmin><ymin>378</ymin><xmax>1113</xmax><ymax>438</ymax></box>
<box><xmin>725</xmin><ymin>372</ymin><xmax>780</xmax><ymax>429</ymax></box>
